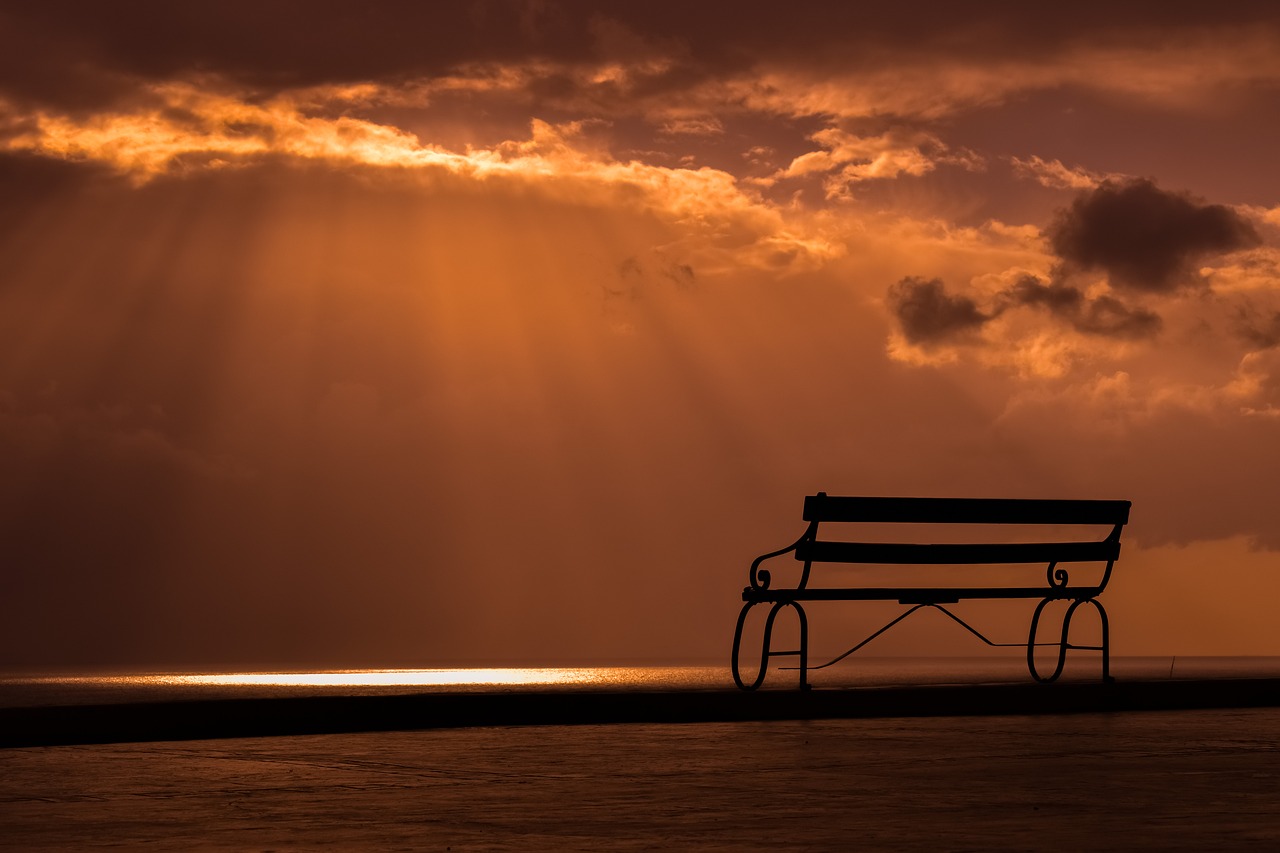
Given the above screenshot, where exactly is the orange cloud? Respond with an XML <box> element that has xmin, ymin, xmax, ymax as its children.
<box><xmin>1</xmin><ymin>79</ymin><xmax>854</xmax><ymax>282</ymax></box>
<box><xmin>775</xmin><ymin>128</ymin><xmax>981</xmax><ymax>197</ymax></box>
<box><xmin>1010</xmin><ymin>155</ymin><xmax>1116</xmax><ymax>190</ymax></box>
<box><xmin>2</xmin><ymin>82</ymin><xmax>467</xmax><ymax>178</ymax></box>
<box><xmin>719</xmin><ymin>26</ymin><xmax>1280</xmax><ymax>121</ymax></box>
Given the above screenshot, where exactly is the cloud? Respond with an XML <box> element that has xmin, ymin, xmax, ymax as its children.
<box><xmin>656</xmin><ymin>113</ymin><xmax>723</xmax><ymax>136</ymax></box>
<box><xmin>999</xmin><ymin>275</ymin><xmax>1162</xmax><ymax>340</ymax></box>
<box><xmin>1238</xmin><ymin>309</ymin><xmax>1280</xmax><ymax>349</ymax></box>
<box><xmin>1229</xmin><ymin>349</ymin><xmax>1280</xmax><ymax>416</ymax></box>
<box><xmin>1</xmin><ymin>81</ymin><xmax>851</xmax><ymax>276</ymax></box>
<box><xmin>1071</xmin><ymin>294</ymin><xmax>1163</xmax><ymax>339</ymax></box>
<box><xmin>1048</xmin><ymin>178</ymin><xmax>1261</xmax><ymax>292</ymax></box>
<box><xmin>774</xmin><ymin>128</ymin><xmax>981</xmax><ymax>198</ymax></box>
<box><xmin>887</xmin><ymin>276</ymin><xmax>991</xmax><ymax>343</ymax></box>
<box><xmin>1010</xmin><ymin>155</ymin><xmax>1116</xmax><ymax>190</ymax></box>
<box><xmin>9</xmin><ymin>5</ymin><xmax>1280</xmax><ymax>143</ymax></box>
<box><xmin>889</xmin><ymin>271</ymin><xmax>1164</xmax><ymax>348</ymax></box>
<box><xmin>719</xmin><ymin>23</ymin><xmax>1280</xmax><ymax>126</ymax></box>
<box><xmin>885</xmin><ymin>178</ymin><xmax>1271</xmax><ymax>380</ymax></box>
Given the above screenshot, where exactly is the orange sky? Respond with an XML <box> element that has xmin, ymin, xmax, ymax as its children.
<box><xmin>2</xmin><ymin>2</ymin><xmax>1280</xmax><ymax>669</ymax></box>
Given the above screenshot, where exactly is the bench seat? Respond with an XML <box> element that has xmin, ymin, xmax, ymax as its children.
<box><xmin>744</xmin><ymin>586</ymin><xmax>1100</xmax><ymax>605</ymax></box>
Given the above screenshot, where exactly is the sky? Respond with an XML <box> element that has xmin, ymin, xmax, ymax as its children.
<box><xmin>3</xmin><ymin>1</ymin><xmax>1280</xmax><ymax>670</ymax></box>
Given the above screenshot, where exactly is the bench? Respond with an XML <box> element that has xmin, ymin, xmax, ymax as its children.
<box><xmin>731</xmin><ymin>493</ymin><xmax>1131</xmax><ymax>690</ymax></box>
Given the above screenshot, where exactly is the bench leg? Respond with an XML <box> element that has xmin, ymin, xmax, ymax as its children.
<box><xmin>731</xmin><ymin>600</ymin><xmax>810</xmax><ymax>691</ymax></box>
<box><xmin>732</xmin><ymin>601</ymin><xmax>766</xmax><ymax>690</ymax></box>
<box><xmin>1092</xmin><ymin>598</ymin><xmax>1114</xmax><ymax>684</ymax></box>
<box><xmin>1027</xmin><ymin>597</ymin><xmax>1112</xmax><ymax>684</ymax></box>
<box><xmin>786</xmin><ymin>602</ymin><xmax>810</xmax><ymax>690</ymax></box>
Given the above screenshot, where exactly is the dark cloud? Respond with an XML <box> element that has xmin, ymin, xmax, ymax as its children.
<box><xmin>888</xmin><ymin>276</ymin><xmax>991</xmax><ymax>343</ymax></box>
<box><xmin>4</xmin><ymin>2</ymin><xmax>1279</xmax><ymax>110</ymax></box>
<box><xmin>1238</xmin><ymin>308</ymin><xmax>1280</xmax><ymax>349</ymax></box>
<box><xmin>889</xmin><ymin>178</ymin><xmax>1264</xmax><ymax>347</ymax></box>
<box><xmin>1048</xmin><ymin>178</ymin><xmax>1261</xmax><ymax>293</ymax></box>
<box><xmin>890</xmin><ymin>273</ymin><xmax>1163</xmax><ymax>345</ymax></box>
<box><xmin>1072</xmin><ymin>294</ymin><xmax>1162</xmax><ymax>339</ymax></box>
<box><xmin>0</xmin><ymin>4</ymin><xmax>577</xmax><ymax>109</ymax></box>
<box><xmin>1000</xmin><ymin>275</ymin><xmax>1084</xmax><ymax>313</ymax></box>
<box><xmin>999</xmin><ymin>275</ymin><xmax>1161</xmax><ymax>340</ymax></box>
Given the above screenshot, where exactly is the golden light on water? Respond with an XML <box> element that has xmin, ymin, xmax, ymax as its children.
<box><xmin>172</xmin><ymin>669</ymin><xmax>602</xmax><ymax>687</ymax></box>
<box><xmin>46</xmin><ymin>669</ymin><xmax>603</xmax><ymax>688</ymax></box>
<box><xmin>4</xmin><ymin>667</ymin><xmax>732</xmax><ymax>697</ymax></box>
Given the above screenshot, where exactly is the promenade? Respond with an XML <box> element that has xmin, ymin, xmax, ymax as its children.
<box><xmin>4</xmin><ymin>702</ymin><xmax>1278</xmax><ymax>850</ymax></box>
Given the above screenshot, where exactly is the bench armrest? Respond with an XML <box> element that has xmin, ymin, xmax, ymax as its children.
<box><xmin>748</xmin><ymin>522</ymin><xmax>816</xmax><ymax>591</ymax></box>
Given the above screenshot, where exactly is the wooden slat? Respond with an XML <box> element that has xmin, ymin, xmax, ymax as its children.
<box><xmin>794</xmin><ymin>539</ymin><xmax>1121</xmax><ymax>565</ymax></box>
<box><xmin>744</xmin><ymin>586</ymin><xmax>1098</xmax><ymax>603</ymax></box>
<box><xmin>802</xmin><ymin>494</ymin><xmax>1130</xmax><ymax>525</ymax></box>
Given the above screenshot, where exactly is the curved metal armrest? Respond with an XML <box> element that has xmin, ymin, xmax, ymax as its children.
<box><xmin>748</xmin><ymin>523</ymin><xmax>815</xmax><ymax>590</ymax></box>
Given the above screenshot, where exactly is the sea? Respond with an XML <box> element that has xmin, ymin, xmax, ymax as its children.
<box><xmin>3</xmin><ymin>657</ymin><xmax>1279</xmax><ymax>850</ymax></box>
<box><xmin>2</xmin><ymin>654</ymin><xmax>1280</xmax><ymax>708</ymax></box>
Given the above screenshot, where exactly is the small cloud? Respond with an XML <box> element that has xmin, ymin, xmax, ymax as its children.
<box><xmin>1073</xmin><ymin>294</ymin><xmax>1162</xmax><ymax>339</ymax></box>
<box><xmin>656</xmin><ymin>115</ymin><xmax>723</xmax><ymax>137</ymax></box>
<box><xmin>775</xmin><ymin>128</ymin><xmax>978</xmax><ymax>199</ymax></box>
<box><xmin>888</xmin><ymin>272</ymin><xmax>1164</xmax><ymax>351</ymax></box>
<box><xmin>1010</xmin><ymin>155</ymin><xmax>1115</xmax><ymax>190</ymax></box>
<box><xmin>1231</xmin><ymin>349</ymin><xmax>1280</xmax><ymax>416</ymax></box>
<box><xmin>1237</xmin><ymin>308</ymin><xmax>1280</xmax><ymax>350</ymax></box>
<box><xmin>998</xmin><ymin>274</ymin><xmax>1161</xmax><ymax>340</ymax></box>
<box><xmin>1048</xmin><ymin>178</ymin><xmax>1261</xmax><ymax>293</ymax></box>
<box><xmin>999</xmin><ymin>275</ymin><xmax>1084</xmax><ymax>313</ymax></box>
<box><xmin>887</xmin><ymin>276</ymin><xmax>991</xmax><ymax>344</ymax></box>
<box><xmin>662</xmin><ymin>262</ymin><xmax>695</xmax><ymax>289</ymax></box>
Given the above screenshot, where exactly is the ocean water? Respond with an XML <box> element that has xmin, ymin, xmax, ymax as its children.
<box><xmin>3</xmin><ymin>655</ymin><xmax>1279</xmax><ymax>708</ymax></box>
<box><xmin>4</xmin><ymin>658</ymin><xmax>1280</xmax><ymax>849</ymax></box>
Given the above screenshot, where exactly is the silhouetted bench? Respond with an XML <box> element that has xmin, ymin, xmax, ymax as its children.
<box><xmin>731</xmin><ymin>493</ymin><xmax>1131</xmax><ymax>690</ymax></box>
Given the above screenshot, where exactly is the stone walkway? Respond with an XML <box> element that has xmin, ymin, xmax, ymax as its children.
<box><xmin>3</xmin><ymin>708</ymin><xmax>1278</xmax><ymax>850</ymax></box>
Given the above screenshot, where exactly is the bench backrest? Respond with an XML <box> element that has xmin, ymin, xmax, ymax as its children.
<box><xmin>795</xmin><ymin>493</ymin><xmax>1130</xmax><ymax>565</ymax></box>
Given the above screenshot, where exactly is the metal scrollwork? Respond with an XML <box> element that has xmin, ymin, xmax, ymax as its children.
<box><xmin>747</xmin><ymin>547</ymin><xmax>773</xmax><ymax>589</ymax></box>
<box><xmin>1046</xmin><ymin>561</ymin><xmax>1069</xmax><ymax>589</ymax></box>
<box><xmin>747</xmin><ymin>523</ymin><xmax>815</xmax><ymax>590</ymax></box>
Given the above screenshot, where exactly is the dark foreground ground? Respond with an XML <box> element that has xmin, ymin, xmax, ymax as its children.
<box><xmin>2</xmin><ymin>707</ymin><xmax>1278</xmax><ymax>850</ymax></box>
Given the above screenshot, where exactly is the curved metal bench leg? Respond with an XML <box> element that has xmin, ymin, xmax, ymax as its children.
<box><xmin>1027</xmin><ymin>598</ymin><xmax>1055</xmax><ymax>683</ymax></box>
<box><xmin>731</xmin><ymin>600</ymin><xmax>809</xmax><ymax>691</ymax></box>
<box><xmin>1028</xmin><ymin>597</ymin><xmax>1070</xmax><ymax>683</ymax></box>
<box><xmin>732</xmin><ymin>601</ymin><xmax>766</xmax><ymax>690</ymax></box>
<box><xmin>1028</xmin><ymin>597</ymin><xmax>1113</xmax><ymax>684</ymax></box>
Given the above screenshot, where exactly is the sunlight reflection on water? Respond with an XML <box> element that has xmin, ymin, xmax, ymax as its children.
<box><xmin>24</xmin><ymin>666</ymin><xmax>723</xmax><ymax>690</ymax></box>
<box><xmin>0</xmin><ymin>666</ymin><xmax>730</xmax><ymax>706</ymax></box>
<box><xmin>4</xmin><ymin>658</ymin><xmax>1280</xmax><ymax>708</ymax></box>
<box><xmin>152</xmin><ymin>668</ymin><xmax>595</xmax><ymax>688</ymax></box>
